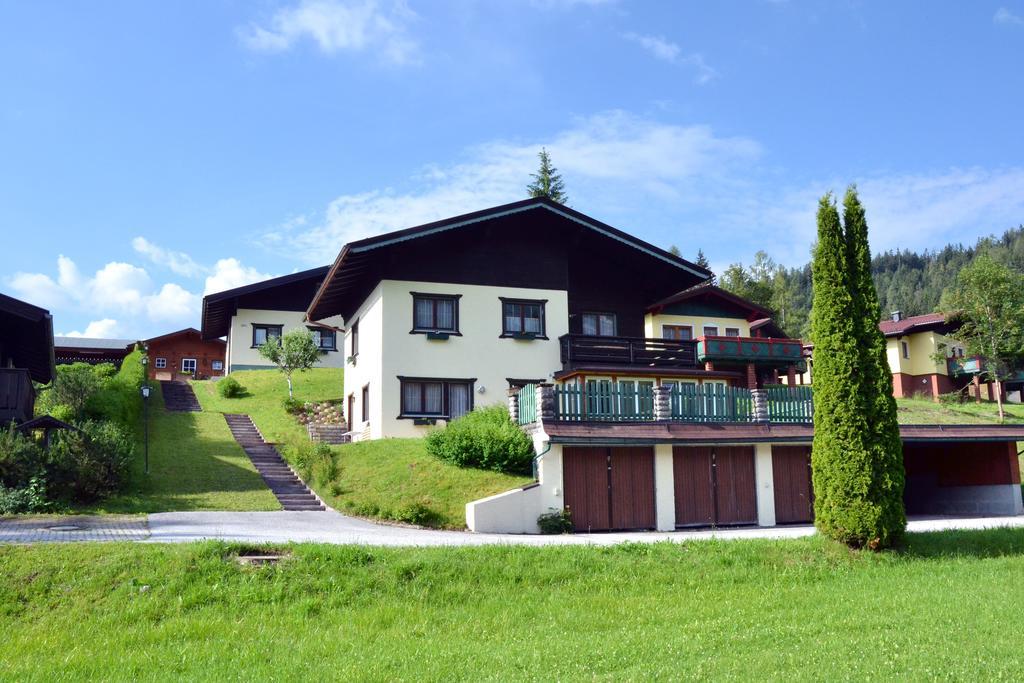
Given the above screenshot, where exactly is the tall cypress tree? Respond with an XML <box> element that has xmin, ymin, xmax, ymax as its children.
<box><xmin>842</xmin><ymin>187</ymin><xmax>906</xmax><ymax>546</ymax></box>
<box><xmin>810</xmin><ymin>194</ymin><xmax>886</xmax><ymax>548</ymax></box>
<box><xmin>526</xmin><ymin>148</ymin><xmax>568</xmax><ymax>204</ymax></box>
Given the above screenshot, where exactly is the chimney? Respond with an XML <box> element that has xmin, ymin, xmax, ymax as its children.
<box><xmin>891</xmin><ymin>310</ymin><xmax>903</xmax><ymax>322</ymax></box>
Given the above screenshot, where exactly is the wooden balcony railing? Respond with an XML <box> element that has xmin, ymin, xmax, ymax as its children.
<box><xmin>559</xmin><ymin>334</ymin><xmax>699</xmax><ymax>368</ymax></box>
<box><xmin>0</xmin><ymin>368</ymin><xmax>35</xmax><ymax>425</ymax></box>
<box><xmin>697</xmin><ymin>335</ymin><xmax>805</xmax><ymax>367</ymax></box>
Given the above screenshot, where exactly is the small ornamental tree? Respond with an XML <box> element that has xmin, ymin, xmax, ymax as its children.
<box><xmin>258</xmin><ymin>328</ymin><xmax>322</xmax><ymax>399</ymax></box>
<box><xmin>526</xmin><ymin>148</ymin><xmax>568</xmax><ymax>204</ymax></box>
<box><xmin>810</xmin><ymin>190</ymin><xmax>905</xmax><ymax>549</ymax></box>
<box><xmin>945</xmin><ymin>254</ymin><xmax>1024</xmax><ymax>420</ymax></box>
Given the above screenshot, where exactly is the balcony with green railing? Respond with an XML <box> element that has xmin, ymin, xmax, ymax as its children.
<box><xmin>697</xmin><ymin>335</ymin><xmax>805</xmax><ymax>369</ymax></box>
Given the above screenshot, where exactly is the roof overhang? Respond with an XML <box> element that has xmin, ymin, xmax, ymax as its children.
<box><xmin>201</xmin><ymin>266</ymin><xmax>330</xmax><ymax>340</ymax></box>
<box><xmin>307</xmin><ymin>197</ymin><xmax>713</xmax><ymax>322</ymax></box>
<box><xmin>0</xmin><ymin>292</ymin><xmax>55</xmax><ymax>383</ymax></box>
<box><xmin>646</xmin><ymin>283</ymin><xmax>773</xmax><ymax>321</ymax></box>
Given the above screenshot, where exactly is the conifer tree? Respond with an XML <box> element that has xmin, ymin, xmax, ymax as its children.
<box><xmin>695</xmin><ymin>249</ymin><xmax>710</xmax><ymax>269</ymax></box>
<box><xmin>526</xmin><ymin>148</ymin><xmax>568</xmax><ymax>204</ymax></box>
<box><xmin>842</xmin><ymin>187</ymin><xmax>905</xmax><ymax>545</ymax></box>
<box><xmin>810</xmin><ymin>192</ymin><xmax>904</xmax><ymax>549</ymax></box>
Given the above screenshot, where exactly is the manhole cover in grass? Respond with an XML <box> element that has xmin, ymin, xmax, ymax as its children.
<box><xmin>234</xmin><ymin>548</ymin><xmax>290</xmax><ymax>566</ymax></box>
<box><xmin>46</xmin><ymin>525</ymin><xmax>82</xmax><ymax>532</ymax></box>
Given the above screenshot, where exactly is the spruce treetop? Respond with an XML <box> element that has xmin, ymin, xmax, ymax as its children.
<box><xmin>526</xmin><ymin>148</ymin><xmax>568</xmax><ymax>204</ymax></box>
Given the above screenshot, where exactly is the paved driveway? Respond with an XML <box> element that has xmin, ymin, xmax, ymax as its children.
<box><xmin>3</xmin><ymin>510</ymin><xmax>1024</xmax><ymax>545</ymax></box>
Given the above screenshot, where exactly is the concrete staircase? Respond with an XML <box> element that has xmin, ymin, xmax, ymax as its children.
<box><xmin>160</xmin><ymin>381</ymin><xmax>201</xmax><ymax>412</ymax></box>
<box><xmin>224</xmin><ymin>414</ymin><xmax>326</xmax><ymax>511</ymax></box>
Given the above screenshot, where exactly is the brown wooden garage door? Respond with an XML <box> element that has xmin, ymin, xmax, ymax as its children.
<box><xmin>772</xmin><ymin>446</ymin><xmax>813</xmax><ymax>524</ymax></box>
<box><xmin>673</xmin><ymin>446</ymin><xmax>757</xmax><ymax>527</ymax></box>
<box><xmin>563</xmin><ymin>446</ymin><xmax>655</xmax><ymax>532</ymax></box>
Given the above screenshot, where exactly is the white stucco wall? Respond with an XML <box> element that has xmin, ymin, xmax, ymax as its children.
<box><xmin>374</xmin><ymin>279</ymin><xmax>569</xmax><ymax>439</ymax></box>
<box><xmin>227</xmin><ymin>308</ymin><xmax>345</xmax><ymax>372</ymax></box>
<box><xmin>341</xmin><ymin>284</ymin><xmax>385</xmax><ymax>440</ymax></box>
<box><xmin>754</xmin><ymin>443</ymin><xmax>776</xmax><ymax>527</ymax></box>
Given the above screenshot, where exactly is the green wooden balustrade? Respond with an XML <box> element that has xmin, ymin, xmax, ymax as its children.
<box><xmin>765</xmin><ymin>385</ymin><xmax>814</xmax><ymax>423</ymax></box>
<box><xmin>517</xmin><ymin>383</ymin><xmax>538</xmax><ymax>425</ymax></box>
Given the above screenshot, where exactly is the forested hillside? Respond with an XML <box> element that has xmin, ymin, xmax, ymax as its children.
<box><xmin>705</xmin><ymin>225</ymin><xmax>1024</xmax><ymax>340</ymax></box>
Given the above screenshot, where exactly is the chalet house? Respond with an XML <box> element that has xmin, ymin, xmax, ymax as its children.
<box><xmin>200</xmin><ymin>267</ymin><xmax>344</xmax><ymax>374</ymax></box>
<box><xmin>0</xmin><ymin>293</ymin><xmax>55</xmax><ymax>425</ymax></box>
<box><xmin>144</xmin><ymin>328</ymin><xmax>226</xmax><ymax>381</ymax></box>
<box><xmin>54</xmin><ymin>336</ymin><xmax>135</xmax><ymax>367</ymax></box>
<box><xmin>305</xmin><ymin>198</ymin><xmax>1024</xmax><ymax>533</ymax></box>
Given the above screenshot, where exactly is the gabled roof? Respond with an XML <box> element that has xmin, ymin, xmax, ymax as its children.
<box><xmin>145</xmin><ymin>327</ymin><xmax>226</xmax><ymax>346</ymax></box>
<box><xmin>307</xmin><ymin>197</ymin><xmax>712</xmax><ymax>322</ymax></box>
<box><xmin>201</xmin><ymin>266</ymin><xmax>330</xmax><ymax>340</ymax></box>
<box><xmin>54</xmin><ymin>336</ymin><xmax>136</xmax><ymax>350</ymax></box>
<box><xmin>878</xmin><ymin>312</ymin><xmax>952</xmax><ymax>337</ymax></box>
<box><xmin>646</xmin><ymin>282</ymin><xmax>773</xmax><ymax>321</ymax></box>
<box><xmin>749</xmin><ymin>317</ymin><xmax>787</xmax><ymax>339</ymax></box>
<box><xmin>0</xmin><ymin>292</ymin><xmax>55</xmax><ymax>383</ymax></box>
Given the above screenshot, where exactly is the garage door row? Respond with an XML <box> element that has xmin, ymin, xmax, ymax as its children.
<box><xmin>562</xmin><ymin>445</ymin><xmax>814</xmax><ymax>532</ymax></box>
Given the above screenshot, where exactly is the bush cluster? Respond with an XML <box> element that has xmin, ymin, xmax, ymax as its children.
<box><xmin>425</xmin><ymin>405</ymin><xmax>534</xmax><ymax>475</ymax></box>
<box><xmin>35</xmin><ymin>347</ymin><xmax>146</xmax><ymax>432</ymax></box>
<box><xmin>537</xmin><ymin>508</ymin><xmax>573</xmax><ymax>534</ymax></box>
<box><xmin>217</xmin><ymin>376</ymin><xmax>245</xmax><ymax>398</ymax></box>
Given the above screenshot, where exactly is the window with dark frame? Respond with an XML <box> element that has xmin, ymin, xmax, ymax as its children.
<box><xmin>662</xmin><ymin>324</ymin><xmax>692</xmax><ymax>341</ymax></box>
<box><xmin>361</xmin><ymin>384</ymin><xmax>369</xmax><ymax>422</ymax></box>
<box><xmin>581</xmin><ymin>312</ymin><xmax>616</xmax><ymax>336</ymax></box>
<box><xmin>725</xmin><ymin>327</ymin><xmax>741</xmax><ymax>337</ymax></box>
<box><xmin>350</xmin><ymin>320</ymin><xmax>359</xmax><ymax>357</ymax></box>
<box><xmin>399</xmin><ymin>378</ymin><xmax>474</xmax><ymax>419</ymax></box>
<box><xmin>702</xmin><ymin>325</ymin><xmax>719</xmax><ymax>337</ymax></box>
<box><xmin>252</xmin><ymin>324</ymin><xmax>283</xmax><ymax>347</ymax></box>
<box><xmin>501</xmin><ymin>299</ymin><xmax>546</xmax><ymax>337</ymax></box>
<box><xmin>412</xmin><ymin>293</ymin><xmax>460</xmax><ymax>333</ymax></box>
<box><xmin>308</xmin><ymin>326</ymin><xmax>337</xmax><ymax>351</ymax></box>
<box><xmin>902</xmin><ymin>341</ymin><xmax>910</xmax><ymax>359</ymax></box>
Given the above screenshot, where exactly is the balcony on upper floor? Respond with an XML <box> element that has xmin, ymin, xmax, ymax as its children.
<box><xmin>559</xmin><ymin>334</ymin><xmax>699</xmax><ymax>371</ymax></box>
<box><xmin>697</xmin><ymin>335</ymin><xmax>805</xmax><ymax>369</ymax></box>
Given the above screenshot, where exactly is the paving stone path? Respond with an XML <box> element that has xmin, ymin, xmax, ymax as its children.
<box><xmin>0</xmin><ymin>515</ymin><xmax>150</xmax><ymax>543</ymax></box>
<box><xmin>224</xmin><ymin>414</ymin><xmax>326</xmax><ymax>511</ymax></box>
<box><xmin>160</xmin><ymin>380</ymin><xmax>202</xmax><ymax>412</ymax></box>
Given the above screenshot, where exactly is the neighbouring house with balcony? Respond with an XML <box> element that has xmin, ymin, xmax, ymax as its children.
<box><xmin>200</xmin><ymin>266</ymin><xmax>345</xmax><ymax>373</ymax></box>
<box><xmin>1</xmin><ymin>293</ymin><xmax>55</xmax><ymax>426</ymax></box>
<box><xmin>304</xmin><ymin>198</ymin><xmax>1024</xmax><ymax>533</ymax></box>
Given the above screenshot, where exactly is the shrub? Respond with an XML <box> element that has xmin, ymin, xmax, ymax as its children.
<box><xmin>218</xmin><ymin>376</ymin><xmax>245</xmax><ymax>398</ymax></box>
<box><xmin>88</xmin><ymin>348</ymin><xmax>146</xmax><ymax>431</ymax></box>
<box><xmin>425</xmin><ymin>405</ymin><xmax>534</xmax><ymax>475</ymax></box>
<box><xmin>282</xmin><ymin>440</ymin><xmax>334</xmax><ymax>483</ymax></box>
<box><xmin>392</xmin><ymin>501</ymin><xmax>437</xmax><ymax>526</ymax></box>
<box><xmin>282</xmin><ymin>397</ymin><xmax>304</xmax><ymax>414</ymax></box>
<box><xmin>938</xmin><ymin>391</ymin><xmax>965</xmax><ymax>405</ymax></box>
<box><xmin>0</xmin><ymin>477</ymin><xmax>49</xmax><ymax>514</ymax></box>
<box><xmin>0</xmin><ymin>425</ymin><xmax>45</xmax><ymax>489</ymax></box>
<box><xmin>48</xmin><ymin>420</ymin><xmax>134</xmax><ymax>503</ymax></box>
<box><xmin>38</xmin><ymin>363</ymin><xmax>101</xmax><ymax>419</ymax></box>
<box><xmin>537</xmin><ymin>508</ymin><xmax>573</xmax><ymax>534</ymax></box>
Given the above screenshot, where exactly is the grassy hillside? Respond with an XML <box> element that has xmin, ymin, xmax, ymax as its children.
<box><xmin>87</xmin><ymin>384</ymin><xmax>279</xmax><ymax>513</ymax></box>
<box><xmin>191</xmin><ymin>368</ymin><xmax>344</xmax><ymax>442</ymax></box>
<box><xmin>896</xmin><ymin>397</ymin><xmax>1024</xmax><ymax>424</ymax></box>
<box><xmin>6</xmin><ymin>530</ymin><xmax>1024</xmax><ymax>679</ymax></box>
<box><xmin>288</xmin><ymin>438</ymin><xmax>533</xmax><ymax>529</ymax></box>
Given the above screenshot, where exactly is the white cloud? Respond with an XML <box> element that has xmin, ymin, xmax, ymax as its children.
<box><xmin>995</xmin><ymin>7</ymin><xmax>1024</xmax><ymax>26</ymax></box>
<box><xmin>624</xmin><ymin>33</ymin><xmax>717</xmax><ymax>84</ymax></box>
<box><xmin>204</xmin><ymin>258</ymin><xmax>275</xmax><ymax>296</ymax></box>
<box><xmin>258</xmin><ymin>111</ymin><xmax>761</xmax><ymax>263</ymax></box>
<box><xmin>238</xmin><ymin>0</ymin><xmax>419</xmax><ymax>65</ymax></box>
<box><xmin>147</xmin><ymin>284</ymin><xmax>202</xmax><ymax>322</ymax></box>
<box><xmin>132</xmin><ymin>237</ymin><xmax>205</xmax><ymax>277</ymax></box>
<box><xmin>61</xmin><ymin>319</ymin><xmax>122</xmax><ymax>339</ymax></box>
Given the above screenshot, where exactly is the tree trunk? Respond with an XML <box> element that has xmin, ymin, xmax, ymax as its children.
<box><xmin>996</xmin><ymin>378</ymin><xmax>1005</xmax><ymax>421</ymax></box>
<box><xmin>287</xmin><ymin>375</ymin><xmax>293</xmax><ymax>399</ymax></box>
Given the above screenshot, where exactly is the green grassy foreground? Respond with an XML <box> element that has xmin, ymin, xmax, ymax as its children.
<box><xmin>191</xmin><ymin>368</ymin><xmax>344</xmax><ymax>443</ymax></box>
<box><xmin>896</xmin><ymin>396</ymin><xmax>1024</xmax><ymax>424</ymax></box>
<box><xmin>86</xmin><ymin>386</ymin><xmax>279</xmax><ymax>513</ymax></box>
<box><xmin>4</xmin><ymin>530</ymin><xmax>1024</xmax><ymax>679</ymax></box>
<box><xmin>299</xmin><ymin>438</ymin><xmax>533</xmax><ymax>528</ymax></box>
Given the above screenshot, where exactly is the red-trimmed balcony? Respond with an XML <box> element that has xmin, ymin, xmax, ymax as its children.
<box><xmin>697</xmin><ymin>335</ymin><xmax>805</xmax><ymax>369</ymax></box>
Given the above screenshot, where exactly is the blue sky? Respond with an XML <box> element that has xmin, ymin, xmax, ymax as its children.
<box><xmin>2</xmin><ymin>1</ymin><xmax>1023</xmax><ymax>339</ymax></box>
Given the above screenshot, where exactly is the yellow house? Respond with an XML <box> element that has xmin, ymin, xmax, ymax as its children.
<box><xmin>879</xmin><ymin>311</ymin><xmax>965</xmax><ymax>400</ymax></box>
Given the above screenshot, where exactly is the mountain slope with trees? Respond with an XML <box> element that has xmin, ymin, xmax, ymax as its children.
<box><xmin>709</xmin><ymin>224</ymin><xmax>1024</xmax><ymax>340</ymax></box>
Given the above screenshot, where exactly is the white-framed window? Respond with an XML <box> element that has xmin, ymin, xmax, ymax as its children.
<box><xmin>181</xmin><ymin>358</ymin><xmax>197</xmax><ymax>374</ymax></box>
<box><xmin>703</xmin><ymin>325</ymin><xmax>719</xmax><ymax>337</ymax></box>
<box><xmin>211</xmin><ymin>360</ymin><xmax>224</xmax><ymax>371</ymax></box>
<box><xmin>154</xmin><ymin>357</ymin><xmax>167</xmax><ymax>369</ymax></box>
<box><xmin>725</xmin><ymin>327</ymin><xmax>741</xmax><ymax>337</ymax></box>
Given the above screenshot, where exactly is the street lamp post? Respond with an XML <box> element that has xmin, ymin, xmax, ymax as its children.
<box><xmin>141</xmin><ymin>355</ymin><xmax>150</xmax><ymax>475</ymax></box>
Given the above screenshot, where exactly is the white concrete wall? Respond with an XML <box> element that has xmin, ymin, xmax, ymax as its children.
<box><xmin>341</xmin><ymin>284</ymin><xmax>384</xmax><ymax>440</ymax></box>
<box><xmin>376</xmin><ymin>279</ymin><xmax>568</xmax><ymax>439</ymax></box>
<box><xmin>466</xmin><ymin>486</ymin><xmax>544</xmax><ymax>534</ymax></box>
<box><xmin>754</xmin><ymin>443</ymin><xmax>776</xmax><ymax>527</ymax></box>
<box><xmin>227</xmin><ymin>308</ymin><xmax>345</xmax><ymax>372</ymax></box>
<box><xmin>654</xmin><ymin>444</ymin><xmax>675</xmax><ymax>531</ymax></box>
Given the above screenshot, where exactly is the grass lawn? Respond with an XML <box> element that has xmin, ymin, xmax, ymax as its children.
<box><xmin>191</xmin><ymin>368</ymin><xmax>343</xmax><ymax>443</ymax></box>
<box><xmin>896</xmin><ymin>396</ymin><xmax>1024</xmax><ymax>424</ymax></box>
<box><xmin>84</xmin><ymin>385</ymin><xmax>279</xmax><ymax>513</ymax></box>
<box><xmin>5</xmin><ymin>529</ymin><xmax>1024</xmax><ymax>679</ymax></box>
<box><xmin>293</xmin><ymin>438</ymin><xmax>533</xmax><ymax>528</ymax></box>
